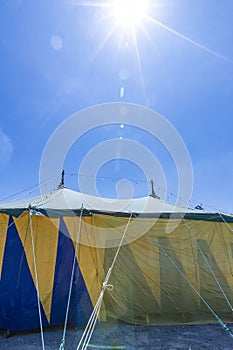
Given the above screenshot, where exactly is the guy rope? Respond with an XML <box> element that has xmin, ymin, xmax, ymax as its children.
<box><xmin>76</xmin><ymin>213</ymin><xmax>133</xmax><ymax>350</ymax></box>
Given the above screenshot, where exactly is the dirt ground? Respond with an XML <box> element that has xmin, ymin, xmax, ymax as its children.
<box><xmin>1</xmin><ymin>322</ymin><xmax>233</xmax><ymax>350</ymax></box>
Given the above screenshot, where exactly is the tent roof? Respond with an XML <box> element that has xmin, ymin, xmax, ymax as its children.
<box><xmin>0</xmin><ymin>186</ymin><xmax>227</xmax><ymax>221</ymax></box>
<box><xmin>0</xmin><ymin>187</ymin><xmax>232</xmax><ymax>221</ymax></box>
<box><xmin>0</xmin><ymin>187</ymin><xmax>196</xmax><ymax>211</ymax></box>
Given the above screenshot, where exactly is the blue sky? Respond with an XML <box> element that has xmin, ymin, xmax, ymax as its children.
<box><xmin>1</xmin><ymin>0</ymin><xmax>233</xmax><ymax>212</ymax></box>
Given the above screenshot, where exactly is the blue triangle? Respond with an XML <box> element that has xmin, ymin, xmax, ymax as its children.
<box><xmin>0</xmin><ymin>216</ymin><xmax>48</xmax><ymax>331</ymax></box>
<box><xmin>50</xmin><ymin>217</ymin><xmax>93</xmax><ymax>327</ymax></box>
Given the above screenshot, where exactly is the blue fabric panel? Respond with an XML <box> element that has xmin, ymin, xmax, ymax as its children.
<box><xmin>0</xmin><ymin>216</ymin><xmax>48</xmax><ymax>331</ymax></box>
<box><xmin>50</xmin><ymin>218</ymin><xmax>93</xmax><ymax>328</ymax></box>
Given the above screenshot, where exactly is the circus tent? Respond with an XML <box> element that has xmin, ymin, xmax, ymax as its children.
<box><xmin>0</xmin><ymin>186</ymin><xmax>233</xmax><ymax>332</ymax></box>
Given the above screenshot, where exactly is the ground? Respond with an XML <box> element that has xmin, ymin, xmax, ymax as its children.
<box><xmin>1</xmin><ymin>322</ymin><xmax>233</xmax><ymax>349</ymax></box>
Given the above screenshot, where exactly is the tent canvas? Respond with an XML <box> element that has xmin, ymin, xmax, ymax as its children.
<box><xmin>0</xmin><ymin>187</ymin><xmax>233</xmax><ymax>331</ymax></box>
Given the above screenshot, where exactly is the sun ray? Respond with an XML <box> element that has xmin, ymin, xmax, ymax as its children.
<box><xmin>147</xmin><ymin>15</ymin><xmax>232</xmax><ymax>63</ymax></box>
<box><xmin>132</xmin><ymin>30</ymin><xmax>146</xmax><ymax>98</ymax></box>
<box><xmin>138</xmin><ymin>23</ymin><xmax>156</xmax><ymax>48</ymax></box>
<box><xmin>92</xmin><ymin>23</ymin><xmax>118</xmax><ymax>60</ymax></box>
<box><xmin>118</xmin><ymin>27</ymin><xmax>128</xmax><ymax>48</ymax></box>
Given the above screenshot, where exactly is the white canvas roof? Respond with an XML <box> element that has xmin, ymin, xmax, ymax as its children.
<box><xmin>0</xmin><ymin>187</ymin><xmax>203</xmax><ymax>214</ymax></box>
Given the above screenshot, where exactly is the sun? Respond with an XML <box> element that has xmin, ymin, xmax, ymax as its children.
<box><xmin>113</xmin><ymin>0</ymin><xmax>149</xmax><ymax>29</ymax></box>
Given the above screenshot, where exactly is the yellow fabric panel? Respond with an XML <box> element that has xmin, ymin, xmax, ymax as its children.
<box><xmin>89</xmin><ymin>215</ymin><xmax>162</xmax><ymax>324</ymax></box>
<box><xmin>90</xmin><ymin>214</ymin><xmax>139</xmax><ymax>320</ymax></box>
<box><xmin>86</xmin><ymin>215</ymin><xmax>233</xmax><ymax>325</ymax></box>
<box><xmin>125</xmin><ymin>217</ymin><xmax>201</xmax><ymax>315</ymax></box>
<box><xmin>186</xmin><ymin>219</ymin><xmax>233</xmax><ymax>316</ymax></box>
<box><xmin>125</xmin><ymin>229</ymin><xmax>161</xmax><ymax>309</ymax></box>
<box><xmin>14</xmin><ymin>212</ymin><xmax>59</xmax><ymax>323</ymax></box>
<box><xmin>63</xmin><ymin>216</ymin><xmax>106</xmax><ymax>320</ymax></box>
<box><xmin>149</xmin><ymin>218</ymin><xmax>233</xmax><ymax>324</ymax></box>
<box><xmin>0</xmin><ymin>213</ymin><xmax>9</xmax><ymax>279</ymax></box>
<box><xmin>150</xmin><ymin>219</ymin><xmax>201</xmax><ymax>314</ymax></box>
<box><xmin>102</xmin><ymin>243</ymin><xmax>162</xmax><ymax>325</ymax></box>
<box><xmin>78</xmin><ymin>213</ymin><xmax>131</xmax><ymax>249</ymax></box>
<box><xmin>90</xmin><ymin>214</ymin><xmax>140</xmax><ymax>320</ymax></box>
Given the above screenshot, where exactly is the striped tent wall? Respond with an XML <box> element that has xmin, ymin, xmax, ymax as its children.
<box><xmin>0</xmin><ymin>212</ymin><xmax>94</xmax><ymax>331</ymax></box>
<box><xmin>0</xmin><ymin>211</ymin><xmax>233</xmax><ymax>331</ymax></box>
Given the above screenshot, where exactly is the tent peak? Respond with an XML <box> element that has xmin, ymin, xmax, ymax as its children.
<box><xmin>57</xmin><ymin>170</ymin><xmax>65</xmax><ymax>189</ymax></box>
<box><xmin>149</xmin><ymin>180</ymin><xmax>160</xmax><ymax>199</ymax></box>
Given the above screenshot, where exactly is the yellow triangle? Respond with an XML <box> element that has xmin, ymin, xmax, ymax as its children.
<box><xmin>0</xmin><ymin>213</ymin><xmax>10</xmax><ymax>279</ymax></box>
<box><xmin>14</xmin><ymin>212</ymin><xmax>60</xmax><ymax>323</ymax></box>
